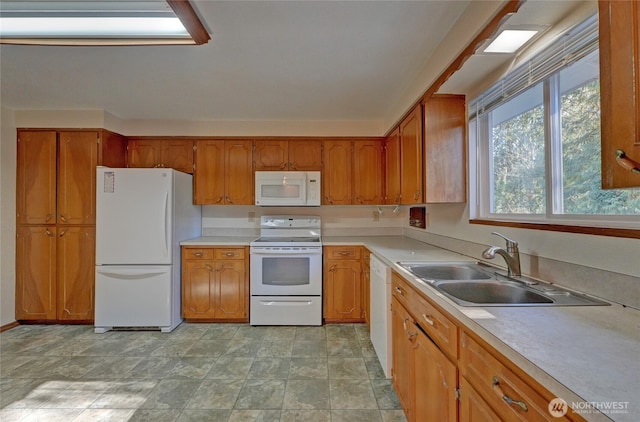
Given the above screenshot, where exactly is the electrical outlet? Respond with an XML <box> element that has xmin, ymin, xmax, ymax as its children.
<box><xmin>373</xmin><ymin>210</ymin><xmax>380</xmax><ymax>222</ymax></box>
<box><xmin>248</xmin><ymin>212</ymin><xmax>255</xmax><ymax>223</ymax></box>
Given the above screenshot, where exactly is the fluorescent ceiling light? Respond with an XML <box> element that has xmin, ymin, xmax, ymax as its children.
<box><xmin>0</xmin><ymin>17</ymin><xmax>188</xmax><ymax>37</ymax></box>
<box><xmin>0</xmin><ymin>1</ymin><xmax>209</xmax><ymax>46</ymax></box>
<box><xmin>483</xmin><ymin>29</ymin><xmax>539</xmax><ymax>53</ymax></box>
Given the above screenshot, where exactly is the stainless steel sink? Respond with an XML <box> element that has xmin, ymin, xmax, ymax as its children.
<box><xmin>396</xmin><ymin>261</ymin><xmax>609</xmax><ymax>307</ymax></box>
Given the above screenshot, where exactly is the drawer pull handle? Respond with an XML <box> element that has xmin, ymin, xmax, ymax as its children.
<box><xmin>224</xmin><ymin>252</ymin><xmax>237</xmax><ymax>257</ymax></box>
<box><xmin>394</xmin><ymin>286</ymin><xmax>403</xmax><ymax>295</ymax></box>
<box><xmin>193</xmin><ymin>252</ymin><xmax>204</xmax><ymax>257</ymax></box>
<box><xmin>338</xmin><ymin>251</ymin><xmax>351</xmax><ymax>256</ymax></box>
<box><xmin>492</xmin><ymin>376</ymin><xmax>528</xmax><ymax>412</ymax></box>
<box><xmin>421</xmin><ymin>314</ymin><xmax>435</xmax><ymax>326</ymax></box>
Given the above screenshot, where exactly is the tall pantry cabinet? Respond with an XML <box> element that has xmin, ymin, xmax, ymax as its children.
<box><xmin>15</xmin><ymin>129</ymin><xmax>126</xmax><ymax>321</ymax></box>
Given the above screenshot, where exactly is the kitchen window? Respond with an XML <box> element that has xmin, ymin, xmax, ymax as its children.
<box><xmin>469</xmin><ymin>14</ymin><xmax>640</xmax><ymax>232</ymax></box>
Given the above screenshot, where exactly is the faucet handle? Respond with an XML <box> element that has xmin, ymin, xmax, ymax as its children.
<box><xmin>491</xmin><ymin>232</ymin><xmax>518</xmax><ymax>251</ymax></box>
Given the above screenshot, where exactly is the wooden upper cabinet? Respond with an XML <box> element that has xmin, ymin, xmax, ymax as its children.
<box><xmin>599</xmin><ymin>0</ymin><xmax>640</xmax><ymax>188</ymax></box>
<box><xmin>127</xmin><ymin>138</ymin><xmax>194</xmax><ymax>173</ymax></box>
<box><xmin>15</xmin><ymin>226</ymin><xmax>57</xmax><ymax>320</ymax></box>
<box><xmin>100</xmin><ymin>130</ymin><xmax>127</xmax><ymax>168</ymax></box>
<box><xmin>385</xmin><ymin>128</ymin><xmax>401</xmax><ymax>204</ymax></box>
<box><xmin>193</xmin><ymin>140</ymin><xmax>253</xmax><ymax>205</ymax></box>
<box><xmin>58</xmin><ymin>131</ymin><xmax>99</xmax><ymax>225</ymax></box>
<box><xmin>254</xmin><ymin>139</ymin><xmax>322</xmax><ymax>171</ymax></box>
<box><xmin>424</xmin><ymin>95</ymin><xmax>467</xmax><ymax>203</ymax></box>
<box><xmin>353</xmin><ymin>140</ymin><xmax>384</xmax><ymax>204</ymax></box>
<box><xmin>400</xmin><ymin>105</ymin><xmax>424</xmax><ymax>204</ymax></box>
<box><xmin>225</xmin><ymin>141</ymin><xmax>254</xmax><ymax>205</ymax></box>
<box><xmin>194</xmin><ymin>140</ymin><xmax>226</xmax><ymax>205</ymax></box>
<box><xmin>322</xmin><ymin>140</ymin><xmax>353</xmax><ymax>205</ymax></box>
<box><xmin>288</xmin><ymin>140</ymin><xmax>322</xmax><ymax>171</ymax></box>
<box><xmin>16</xmin><ymin>130</ymin><xmax>57</xmax><ymax>225</ymax></box>
<box><xmin>254</xmin><ymin>140</ymin><xmax>288</xmax><ymax>170</ymax></box>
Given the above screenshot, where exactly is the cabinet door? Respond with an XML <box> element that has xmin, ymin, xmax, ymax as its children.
<box><xmin>100</xmin><ymin>130</ymin><xmax>127</xmax><ymax>168</ymax></box>
<box><xmin>353</xmin><ymin>140</ymin><xmax>384</xmax><ymax>204</ymax></box>
<box><xmin>194</xmin><ymin>140</ymin><xmax>226</xmax><ymax>205</ymax></box>
<box><xmin>16</xmin><ymin>130</ymin><xmax>57</xmax><ymax>225</ymax></box>
<box><xmin>182</xmin><ymin>260</ymin><xmax>216</xmax><ymax>319</ymax></box>
<box><xmin>57</xmin><ymin>227</ymin><xmax>95</xmax><ymax>321</ymax></box>
<box><xmin>254</xmin><ymin>140</ymin><xmax>288</xmax><ymax>170</ymax></box>
<box><xmin>58</xmin><ymin>131</ymin><xmax>99</xmax><ymax>225</ymax></box>
<box><xmin>162</xmin><ymin>140</ymin><xmax>194</xmax><ymax>173</ymax></box>
<box><xmin>225</xmin><ymin>141</ymin><xmax>254</xmax><ymax>205</ymax></box>
<box><xmin>127</xmin><ymin>140</ymin><xmax>161</xmax><ymax>168</ymax></box>
<box><xmin>288</xmin><ymin>140</ymin><xmax>322</xmax><ymax>171</ymax></box>
<box><xmin>15</xmin><ymin>226</ymin><xmax>57</xmax><ymax>320</ymax></box>
<box><xmin>460</xmin><ymin>377</ymin><xmax>503</xmax><ymax>422</ymax></box>
<box><xmin>216</xmin><ymin>260</ymin><xmax>247</xmax><ymax>319</ymax></box>
<box><xmin>424</xmin><ymin>95</ymin><xmax>466</xmax><ymax>203</ymax></box>
<box><xmin>322</xmin><ymin>140</ymin><xmax>353</xmax><ymax>204</ymax></box>
<box><xmin>391</xmin><ymin>297</ymin><xmax>415</xmax><ymax>420</ymax></box>
<box><xmin>400</xmin><ymin>105</ymin><xmax>424</xmax><ymax>204</ymax></box>
<box><xmin>599</xmin><ymin>0</ymin><xmax>640</xmax><ymax>188</ymax></box>
<box><xmin>385</xmin><ymin>128</ymin><xmax>401</xmax><ymax>204</ymax></box>
<box><xmin>324</xmin><ymin>259</ymin><xmax>362</xmax><ymax>321</ymax></box>
<box><xmin>414</xmin><ymin>327</ymin><xmax>458</xmax><ymax>422</ymax></box>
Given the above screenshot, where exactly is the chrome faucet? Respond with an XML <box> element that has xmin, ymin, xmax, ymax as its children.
<box><xmin>482</xmin><ymin>232</ymin><xmax>521</xmax><ymax>277</ymax></box>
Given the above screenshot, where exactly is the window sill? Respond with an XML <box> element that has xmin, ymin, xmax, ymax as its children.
<box><xmin>469</xmin><ymin>219</ymin><xmax>640</xmax><ymax>239</ymax></box>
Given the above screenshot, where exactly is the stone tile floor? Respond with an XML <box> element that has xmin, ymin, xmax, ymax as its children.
<box><xmin>0</xmin><ymin>323</ymin><xmax>407</xmax><ymax>422</ymax></box>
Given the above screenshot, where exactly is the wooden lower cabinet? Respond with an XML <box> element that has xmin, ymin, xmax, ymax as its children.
<box><xmin>361</xmin><ymin>248</ymin><xmax>371</xmax><ymax>328</ymax></box>
<box><xmin>390</xmin><ymin>270</ymin><xmax>586</xmax><ymax>422</ymax></box>
<box><xmin>323</xmin><ymin>246</ymin><xmax>364</xmax><ymax>322</ymax></box>
<box><xmin>181</xmin><ymin>246</ymin><xmax>248</xmax><ymax>321</ymax></box>
<box><xmin>16</xmin><ymin>226</ymin><xmax>94</xmax><ymax>321</ymax></box>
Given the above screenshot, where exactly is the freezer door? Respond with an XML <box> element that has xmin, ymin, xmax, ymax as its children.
<box><xmin>96</xmin><ymin>168</ymin><xmax>174</xmax><ymax>265</ymax></box>
<box><xmin>95</xmin><ymin>265</ymin><xmax>176</xmax><ymax>331</ymax></box>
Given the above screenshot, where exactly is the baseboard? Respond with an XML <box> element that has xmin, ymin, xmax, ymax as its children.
<box><xmin>0</xmin><ymin>321</ymin><xmax>19</xmax><ymax>332</ymax></box>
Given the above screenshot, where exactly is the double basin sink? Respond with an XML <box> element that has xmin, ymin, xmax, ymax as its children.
<box><xmin>397</xmin><ymin>261</ymin><xmax>609</xmax><ymax>307</ymax></box>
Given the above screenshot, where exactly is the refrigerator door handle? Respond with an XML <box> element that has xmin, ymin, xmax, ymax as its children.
<box><xmin>163</xmin><ymin>190</ymin><xmax>169</xmax><ymax>256</ymax></box>
<box><xmin>97</xmin><ymin>270</ymin><xmax>168</xmax><ymax>280</ymax></box>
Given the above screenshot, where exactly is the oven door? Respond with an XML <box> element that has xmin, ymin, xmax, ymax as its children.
<box><xmin>250</xmin><ymin>247</ymin><xmax>322</xmax><ymax>296</ymax></box>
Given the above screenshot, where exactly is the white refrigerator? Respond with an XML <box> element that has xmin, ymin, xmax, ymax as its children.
<box><xmin>94</xmin><ymin>167</ymin><xmax>201</xmax><ymax>333</ymax></box>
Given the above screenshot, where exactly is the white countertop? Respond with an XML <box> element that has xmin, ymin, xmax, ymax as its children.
<box><xmin>325</xmin><ymin>235</ymin><xmax>640</xmax><ymax>422</ymax></box>
<box><xmin>181</xmin><ymin>234</ymin><xmax>639</xmax><ymax>421</ymax></box>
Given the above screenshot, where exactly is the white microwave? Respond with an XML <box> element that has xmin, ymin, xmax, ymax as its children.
<box><xmin>255</xmin><ymin>171</ymin><xmax>321</xmax><ymax>206</ymax></box>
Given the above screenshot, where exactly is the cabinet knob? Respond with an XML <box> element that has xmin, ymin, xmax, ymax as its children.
<box><xmin>205</xmin><ymin>264</ymin><xmax>213</xmax><ymax>272</ymax></box>
<box><xmin>615</xmin><ymin>149</ymin><xmax>640</xmax><ymax>174</ymax></box>
<box><xmin>59</xmin><ymin>214</ymin><xmax>68</xmax><ymax>223</ymax></box>
<box><xmin>413</xmin><ymin>191</ymin><xmax>420</xmax><ymax>201</ymax></box>
<box><xmin>394</xmin><ymin>286</ymin><xmax>404</xmax><ymax>295</ymax></box>
<box><xmin>45</xmin><ymin>228</ymin><xmax>54</xmax><ymax>237</ymax></box>
<box><xmin>45</xmin><ymin>214</ymin><xmax>54</xmax><ymax>223</ymax></box>
<box><xmin>216</xmin><ymin>197</ymin><xmax>223</xmax><ymax>204</ymax></box>
<box><xmin>59</xmin><ymin>229</ymin><xmax>68</xmax><ymax>237</ymax></box>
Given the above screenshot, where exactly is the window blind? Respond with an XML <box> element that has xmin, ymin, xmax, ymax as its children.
<box><xmin>469</xmin><ymin>13</ymin><xmax>598</xmax><ymax>119</ymax></box>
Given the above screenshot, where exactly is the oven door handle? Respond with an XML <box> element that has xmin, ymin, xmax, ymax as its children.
<box><xmin>250</xmin><ymin>248</ymin><xmax>322</xmax><ymax>255</ymax></box>
<box><xmin>258</xmin><ymin>300</ymin><xmax>314</xmax><ymax>306</ymax></box>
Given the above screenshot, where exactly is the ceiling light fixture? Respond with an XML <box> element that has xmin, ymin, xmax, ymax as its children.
<box><xmin>481</xmin><ymin>25</ymin><xmax>545</xmax><ymax>54</ymax></box>
<box><xmin>0</xmin><ymin>1</ymin><xmax>210</xmax><ymax>46</ymax></box>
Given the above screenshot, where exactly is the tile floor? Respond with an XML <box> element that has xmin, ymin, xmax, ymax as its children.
<box><xmin>0</xmin><ymin>323</ymin><xmax>407</xmax><ymax>422</ymax></box>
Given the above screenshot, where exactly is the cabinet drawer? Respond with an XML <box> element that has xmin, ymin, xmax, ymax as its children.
<box><xmin>183</xmin><ymin>248</ymin><xmax>214</xmax><ymax>260</ymax></box>
<box><xmin>214</xmin><ymin>248</ymin><xmax>245</xmax><ymax>260</ymax></box>
<box><xmin>411</xmin><ymin>289</ymin><xmax>458</xmax><ymax>360</ymax></box>
<box><xmin>325</xmin><ymin>246</ymin><xmax>361</xmax><ymax>260</ymax></box>
<box><xmin>460</xmin><ymin>331</ymin><xmax>576</xmax><ymax>422</ymax></box>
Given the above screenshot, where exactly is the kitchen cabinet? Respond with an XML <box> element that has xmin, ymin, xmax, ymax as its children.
<box><xmin>599</xmin><ymin>0</ymin><xmax>640</xmax><ymax>188</ymax></box>
<box><xmin>181</xmin><ymin>246</ymin><xmax>248</xmax><ymax>321</ymax></box>
<box><xmin>254</xmin><ymin>139</ymin><xmax>322</xmax><ymax>171</ymax></box>
<box><xmin>391</xmin><ymin>274</ymin><xmax>458</xmax><ymax>422</ymax></box>
<box><xmin>322</xmin><ymin>139</ymin><xmax>384</xmax><ymax>205</ymax></box>
<box><xmin>385</xmin><ymin>128</ymin><xmax>401</xmax><ymax>204</ymax></box>
<box><xmin>127</xmin><ymin>138</ymin><xmax>194</xmax><ymax>174</ymax></box>
<box><xmin>390</xmin><ymin>270</ymin><xmax>586</xmax><ymax>422</ymax></box>
<box><xmin>15</xmin><ymin>129</ymin><xmax>126</xmax><ymax>322</ymax></box>
<box><xmin>353</xmin><ymin>140</ymin><xmax>384</xmax><ymax>204</ymax></box>
<box><xmin>193</xmin><ymin>140</ymin><xmax>253</xmax><ymax>205</ymax></box>
<box><xmin>323</xmin><ymin>246</ymin><xmax>364</xmax><ymax>322</ymax></box>
<box><xmin>322</xmin><ymin>140</ymin><xmax>353</xmax><ymax>205</ymax></box>
<box><xmin>399</xmin><ymin>105</ymin><xmax>424</xmax><ymax>204</ymax></box>
<box><xmin>424</xmin><ymin>94</ymin><xmax>467</xmax><ymax>203</ymax></box>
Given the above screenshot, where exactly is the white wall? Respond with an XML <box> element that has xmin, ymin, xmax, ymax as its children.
<box><xmin>1</xmin><ymin>107</ymin><xmax>17</xmax><ymax>326</ymax></box>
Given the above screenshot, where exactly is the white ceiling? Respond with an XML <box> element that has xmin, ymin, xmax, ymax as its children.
<box><xmin>0</xmin><ymin>0</ymin><xmax>594</xmax><ymax>134</ymax></box>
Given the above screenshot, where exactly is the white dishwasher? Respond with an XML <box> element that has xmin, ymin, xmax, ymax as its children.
<box><xmin>370</xmin><ymin>254</ymin><xmax>392</xmax><ymax>378</ymax></box>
